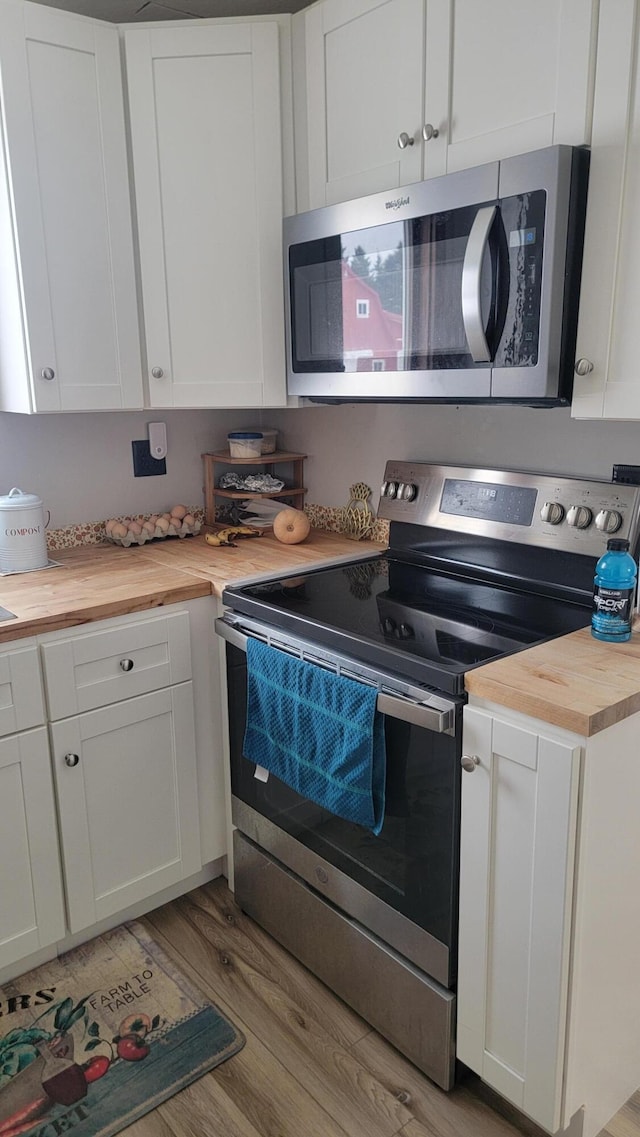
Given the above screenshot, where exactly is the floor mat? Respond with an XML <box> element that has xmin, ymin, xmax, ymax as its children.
<box><xmin>0</xmin><ymin>919</ymin><xmax>245</xmax><ymax>1137</ymax></box>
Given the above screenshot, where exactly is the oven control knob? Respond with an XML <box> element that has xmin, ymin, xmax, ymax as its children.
<box><xmin>540</xmin><ymin>501</ymin><xmax>565</xmax><ymax>525</ymax></box>
<box><xmin>595</xmin><ymin>508</ymin><xmax>623</xmax><ymax>534</ymax></box>
<box><xmin>567</xmin><ymin>504</ymin><xmax>593</xmax><ymax>529</ymax></box>
<box><xmin>381</xmin><ymin>617</ymin><xmax>396</xmax><ymax>634</ymax></box>
<box><xmin>400</xmin><ymin>483</ymin><xmax>417</xmax><ymax>502</ymax></box>
<box><xmin>395</xmin><ymin>623</ymin><xmax>414</xmax><ymax>640</ymax></box>
<box><xmin>385</xmin><ymin>482</ymin><xmax>398</xmax><ymax>498</ymax></box>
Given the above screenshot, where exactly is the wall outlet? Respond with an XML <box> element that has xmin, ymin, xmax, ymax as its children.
<box><xmin>132</xmin><ymin>439</ymin><xmax>166</xmax><ymax>477</ymax></box>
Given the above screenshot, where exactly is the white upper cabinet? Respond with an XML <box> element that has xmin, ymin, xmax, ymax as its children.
<box><xmin>125</xmin><ymin>21</ymin><xmax>288</xmax><ymax>409</ymax></box>
<box><xmin>0</xmin><ymin>1</ymin><xmax>143</xmax><ymax>413</ymax></box>
<box><xmin>294</xmin><ymin>0</ymin><xmax>596</xmax><ymax>210</ymax></box>
<box><xmin>571</xmin><ymin>0</ymin><xmax>640</xmax><ymax>420</ymax></box>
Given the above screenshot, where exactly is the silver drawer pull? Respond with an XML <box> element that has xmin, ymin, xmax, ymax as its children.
<box><xmin>64</xmin><ymin>753</ymin><xmax>80</xmax><ymax>768</ymax></box>
<box><xmin>120</xmin><ymin>658</ymin><xmax>134</xmax><ymax>672</ymax></box>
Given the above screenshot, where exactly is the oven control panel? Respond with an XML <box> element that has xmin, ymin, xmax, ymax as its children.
<box><xmin>378</xmin><ymin>462</ymin><xmax>640</xmax><ymax>556</ymax></box>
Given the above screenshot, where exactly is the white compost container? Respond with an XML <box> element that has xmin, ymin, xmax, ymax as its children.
<box><xmin>0</xmin><ymin>488</ymin><xmax>49</xmax><ymax>573</ymax></box>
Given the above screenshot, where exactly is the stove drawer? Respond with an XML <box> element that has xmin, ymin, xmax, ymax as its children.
<box><xmin>233</xmin><ymin>829</ymin><xmax>456</xmax><ymax>1091</ymax></box>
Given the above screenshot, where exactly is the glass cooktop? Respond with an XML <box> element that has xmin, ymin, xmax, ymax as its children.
<box><xmin>222</xmin><ymin>554</ymin><xmax>592</xmax><ymax>695</ymax></box>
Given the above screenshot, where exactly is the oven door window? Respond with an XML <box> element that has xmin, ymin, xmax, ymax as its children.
<box><xmin>227</xmin><ymin>644</ymin><xmax>460</xmax><ymax>951</ymax></box>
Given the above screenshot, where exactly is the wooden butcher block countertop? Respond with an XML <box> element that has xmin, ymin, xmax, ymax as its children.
<box><xmin>465</xmin><ymin>619</ymin><xmax>640</xmax><ymax>737</ymax></box>
<box><xmin>0</xmin><ymin>530</ymin><xmax>384</xmax><ymax>644</ymax></box>
<box><xmin>3</xmin><ymin>530</ymin><xmax>640</xmax><ymax>736</ymax></box>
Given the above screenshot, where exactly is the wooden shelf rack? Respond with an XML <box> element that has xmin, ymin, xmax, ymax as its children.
<box><xmin>202</xmin><ymin>450</ymin><xmax>307</xmax><ymax>528</ymax></box>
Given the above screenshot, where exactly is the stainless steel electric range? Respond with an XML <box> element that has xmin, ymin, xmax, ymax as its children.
<box><xmin>215</xmin><ymin>463</ymin><xmax>640</xmax><ymax>1090</ymax></box>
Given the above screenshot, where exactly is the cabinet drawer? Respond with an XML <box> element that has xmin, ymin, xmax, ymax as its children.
<box><xmin>42</xmin><ymin>611</ymin><xmax>192</xmax><ymax>720</ymax></box>
<box><xmin>0</xmin><ymin>644</ymin><xmax>45</xmax><ymax>737</ymax></box>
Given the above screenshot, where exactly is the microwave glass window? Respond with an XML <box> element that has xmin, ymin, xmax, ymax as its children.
<box><xmin>288</xmin><ymin>191</ymin><xmax>546</xmax><ymax>376</ymax></box>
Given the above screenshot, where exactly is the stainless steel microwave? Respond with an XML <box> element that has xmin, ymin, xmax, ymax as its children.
<box><xmin>284</xmin><ymin>146</ymin><xmax>589</xmax><ymax>405</ymax></box>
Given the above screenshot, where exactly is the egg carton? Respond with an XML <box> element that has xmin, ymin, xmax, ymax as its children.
<box><xmin>106</xmin><ymin>519</ymin><xmax>202</xmax><ymax>547</ymax></box>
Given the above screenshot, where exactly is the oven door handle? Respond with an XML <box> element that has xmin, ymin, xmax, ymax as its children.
<box><xmin>215</xmin><ymin>617</ymin><xmax>456</xmax><ymax>736</ymax></box>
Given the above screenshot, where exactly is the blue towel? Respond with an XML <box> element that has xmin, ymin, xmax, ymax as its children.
<box><xmin>243</xmin><ymin>638</ymin><xmax>386</xmax><ymax>834</ymax></box>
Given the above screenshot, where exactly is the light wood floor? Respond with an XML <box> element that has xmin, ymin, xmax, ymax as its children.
<box><xmin>122</xmin><ymin>878</ymin><xmax>638</xmax><ymax>1137</ymax></box>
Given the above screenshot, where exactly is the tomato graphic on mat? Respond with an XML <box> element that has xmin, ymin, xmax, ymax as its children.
<box><xmin>83</xmin><ymin>1055</ymin><xmax>111</xmax><ymax>1082</ymax></box>
<box><xmin>116</xmin><ymin>1034</ymin><xmax>150</xmax><ymax>1062</ymax></box>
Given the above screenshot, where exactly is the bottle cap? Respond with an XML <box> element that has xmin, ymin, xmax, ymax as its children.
<box><xmin>606</xmin><ymin>538</ymin><xmax>630</xmax><ymax>551</ymax></box>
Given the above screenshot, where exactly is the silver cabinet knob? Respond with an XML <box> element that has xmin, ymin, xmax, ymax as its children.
<box><xmin>595</xmin><ymin>509</ymin><xmax>623</xmax><ymax>534</ymax></box>
<box><xmin>119</xmin><ymin>658</ymin><xmax>134</xmax><ymax>672</ymax></box>
<box><xmin>540</xmin><ymin>500</ymin><xmax>565</xmax><ymax>525</ymax></box>
<box><xmin>397</xmin><ymin>131</ymin><xmax>415</xmax><ymax>149</ymax></box>
<box><xmin>41</xmin><ymin>367</ymin><xmax>55</xmax><ymax>381</ymax></box>
<box><xmin>151</xmin><ymin>367</ymin><xmax>164</xmax><ymax>379</ymax></box>
<box><xmin>64</xmin><ymin>753</ymin><xmax>80</xmax><ymax>767</ymax></box>
<box><xmin>422</xmin><ymin>123</ymin><xmax>439</xmax><ymax>141</ymax></box>
<box><xmin>574</xmin><ymin>358</ymin><xmax>594</xmax><ymax>376</ymax></box>
<box><xmin>566</xmin><ymin>504</ymin><xmax>593</xmax><ymax>529</ymax></box>
<box><xmin>461</xmin><ymin>754</ymin><xmax>480</xmax><ymax>772</ymax></box>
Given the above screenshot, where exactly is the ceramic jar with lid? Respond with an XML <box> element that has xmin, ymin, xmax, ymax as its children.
<box><xmin>0</xmin><ymin>487</ymin><xmax>49</xmax><ymax>573</ymax></box>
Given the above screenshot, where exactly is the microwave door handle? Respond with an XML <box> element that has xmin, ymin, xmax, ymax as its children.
<box><xmin>461</xmin><ymin>205</ymin><xmax>496</xmax><ymax>362</ymax></box>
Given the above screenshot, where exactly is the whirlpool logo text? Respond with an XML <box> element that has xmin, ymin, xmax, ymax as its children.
<box><xmin>385</xmin><ymin>195</ymin><xmax>410</xmax><ymax>211</ymax></box>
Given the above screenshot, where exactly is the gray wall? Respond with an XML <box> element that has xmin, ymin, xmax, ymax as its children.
<box><xmin>267</xmin><ymin>403</ymin><xmax>640</xmax><ymax>506</ymax></box>
<box><xmin>1</xmin><ymin>404</ymin><xmax>639</xmax><ymax>527</ymax></box>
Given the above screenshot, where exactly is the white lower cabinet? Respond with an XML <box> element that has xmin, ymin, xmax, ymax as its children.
<box><xmin>50</xmin><ymin>685</ymin><xmax>200</xmax><ymax>933</ymax></box>
<box><xmin>0</xmin><ymin>640</ymin><xmax>65</xmax><ymax>971</ymax></box>
<box><xmin>0</xmin><ymin>601</ymin><xmax>225</xmax><ymax>980</ymax></box>
<box><xmin>41</xmin><ymin>607</ymin><xmax>210</xmax><ymax>935</ymax></box>
<box><xmin>459</xmin><ymin>701</ymin><xmax>640</xmax><ymax>1137</ymax></box>
<box><xmin>0</xmin><ymin>728</ymin><xmax>65</xmax><ymax>969</ymax></box>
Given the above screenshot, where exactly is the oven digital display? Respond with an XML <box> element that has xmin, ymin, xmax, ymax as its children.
<box><xmin>440</xmin><ymin>479</ymin><xmax>537</xmax><ymax>525</ymax></box>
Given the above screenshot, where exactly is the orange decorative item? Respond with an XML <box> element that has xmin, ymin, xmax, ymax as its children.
<box><xmin>272</xmin><ymin>508</ymin><xmax>311</xmax><ymax>544</ymax></box>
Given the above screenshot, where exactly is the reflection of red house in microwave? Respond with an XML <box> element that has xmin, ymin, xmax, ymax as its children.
<box><xmin>342</xmin><ymin>262</ymin><xmax>402</xmax><ymax>372</ymax></box>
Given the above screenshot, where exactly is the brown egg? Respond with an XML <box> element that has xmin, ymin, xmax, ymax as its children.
<box><xmin>170</xmin><ymin>517</ymin><xmax>182</xmax><ymax>531</ymax></box>
<box><xmin>142</xmin><ymin>520</ymin><xmax>156</xmax><ymax>534</ymax></box>
<box><xmin>161</xmin><ymin>512</ymin><xmax>172</xmax><ymax>521</ymax></box>
<box><xmin>155</xmin><ymin>516</ymin><xmax>170</xmax><ymax>533</ymax></box>
<box><xmin>182</xmin><ymin>513</ymin><xmax>195</xmax><ymax>528</ymax></box>
<box><xmin>147</xmin><ymin>514</ymin><xmax>158</xmax><ymax>525</ymax></box>
<box><xmin>111</xmin><ymin>522</ymin><xmax>127</xmax><ymax>539</ymax></box>
<box><xmin>171</xmin><ymin>504</ymin><xmax>188</xmax><ymax>520</ymax></box>
<box><xmin>128</xmin><ymin>521</ymin><xmax>143</xmax><ymax>535</ymax></box>
<box><xmin>105</xmin><ymin>519</ymin><xmax>117</xmax><ymax>534</ymax></box>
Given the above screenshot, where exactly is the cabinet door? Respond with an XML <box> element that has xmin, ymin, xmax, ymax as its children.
<box><xmin>51</xmin><ymin>685</ymin><xmax>201</xmax><ymax>933</ymax></box>
<box><xmin>300</xmin><ymin>0</ymin><xmax>427</xmax><ymax>208</ymax></box>
<box><xmin>0</xmin><ymin>728</ymin><xmax>65</xmax><ymax>969</ymax></box>
<box><xmin>0</xmin><ymin>644</ymin><xmax>45</xmax><ymax>738</ymax></box>
<box><xmin>571</xmin><ymin>0</ymin><xmax>640</xmax><ymax>420</ymax></box>
<box><xmin>125</xmin><ymin>22</ymin><xmax>286</xmax><ymax>409</ymax></box>
<box><xmin>431</xmin><ymin>0</ymin><xmax>595</xmax><ymax>176</ymax></box>
<box><xmin>0</xmin><ymin>1</ymin><xmax>142</xmax><ymax>413</ymax></box>
<box><xmin>457</xmin><ymin>707</ymin><xmax>580</xmax><ymax>1133</ymax></box>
